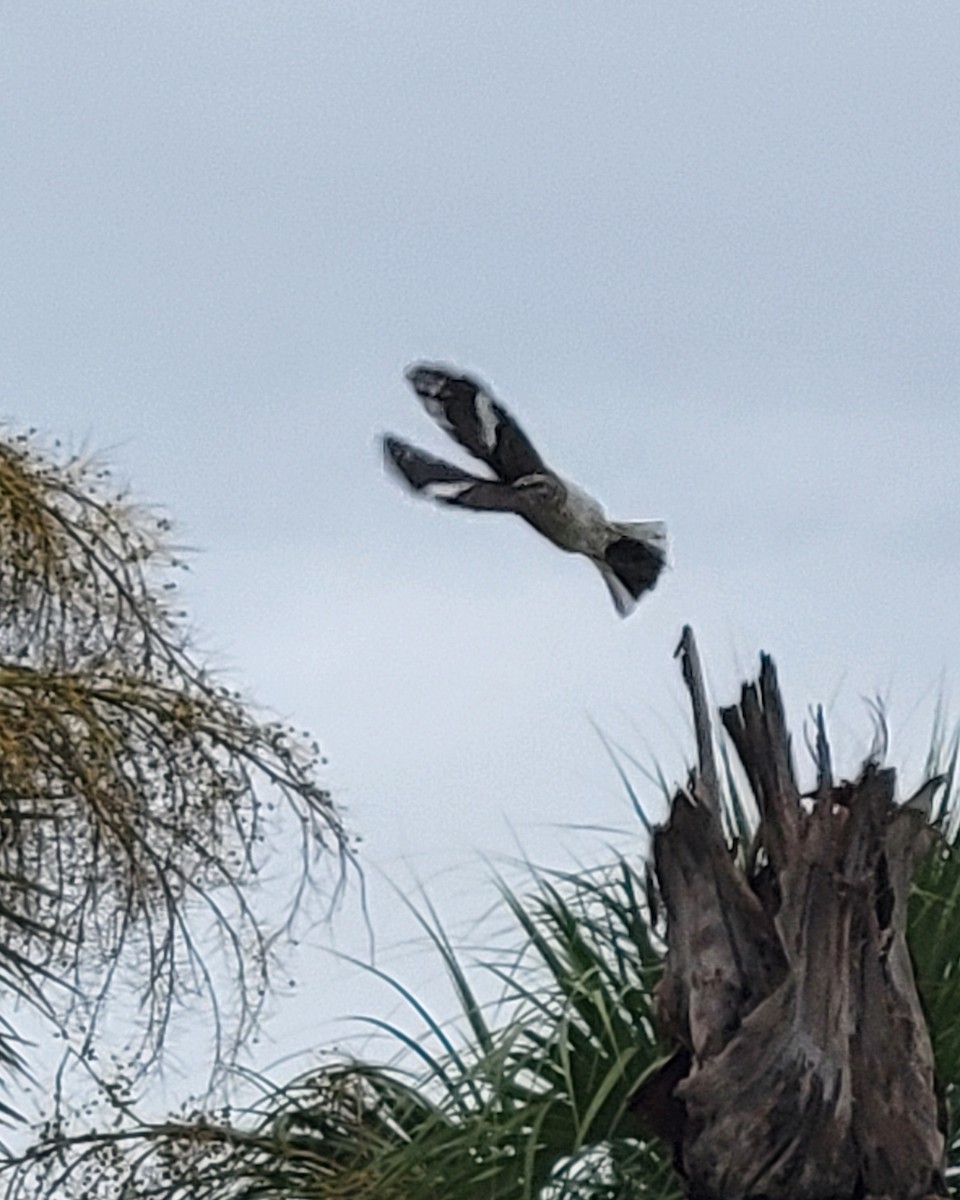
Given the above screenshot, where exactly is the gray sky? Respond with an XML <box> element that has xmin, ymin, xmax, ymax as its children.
<box><xmin>2</xmin><ymin>1</ymin><xmax>959</xmax><ymax>1097</ymax></box>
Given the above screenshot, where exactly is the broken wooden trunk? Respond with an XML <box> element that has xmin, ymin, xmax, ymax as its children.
<box><xmin>635</xmin><ymin>628</ymin><xmax>947</xmax><ymax>1200</ymax></box>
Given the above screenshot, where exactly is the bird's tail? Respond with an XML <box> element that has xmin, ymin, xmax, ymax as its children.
<box><xmin>594</xmin><ymin>521</ymin><xmax>668</xmax><ymax>617</ymax></box>
<box><xmin>611</xmin><ymin>520</ymin><xmax>668</xmax><ymax>555</ymax></box>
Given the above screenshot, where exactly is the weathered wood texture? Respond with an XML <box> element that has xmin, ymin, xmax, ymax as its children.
<box><xmin>643</xmin><ymin>628</ymin><xmax>946</xmax><ymax>1200</ymax></box>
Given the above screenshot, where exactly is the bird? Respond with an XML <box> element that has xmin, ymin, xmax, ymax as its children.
<box><xmin>382</xmin><ymin>364</ymin><xmax>667</xmax><ymax>616</ymax></box>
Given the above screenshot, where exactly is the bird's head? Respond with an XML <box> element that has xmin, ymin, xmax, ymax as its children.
<box><xmin>513</xmin><ymin>473</ymin><xmax>560</xmax><ymax>502</ymax></box>
<box><xmin>514</xmin><ymin>473</ymin><xmax>546</xmax><ymax>488</ymax></box>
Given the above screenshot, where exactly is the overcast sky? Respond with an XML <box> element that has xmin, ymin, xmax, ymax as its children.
<box><xmin>2</xmin><ymin>1</ymin><xmax>959</xmax><ymax>1100</ymax></box>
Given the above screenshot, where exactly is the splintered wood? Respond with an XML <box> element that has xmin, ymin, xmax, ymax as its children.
<box><xmin>637</xmin><ymin>627</ymin><xmax>946</xmax><ymax>1200</ymax></box>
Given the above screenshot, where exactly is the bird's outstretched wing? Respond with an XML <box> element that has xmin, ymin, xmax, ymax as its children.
<box><xmin>383</xmin><ymin>437</ymin><xmax>525</xmax><ymax>512</ymax></box>
<box><xmin>405</xmin><ymin>364</ymin><xmax>546</xmax><ymax>483</ymax></box>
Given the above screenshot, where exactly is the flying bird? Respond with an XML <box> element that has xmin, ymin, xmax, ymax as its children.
<box><xmin>382</xmin><ymin>364</ymin><xmax>667</xmax><ymax>616</ymax></box>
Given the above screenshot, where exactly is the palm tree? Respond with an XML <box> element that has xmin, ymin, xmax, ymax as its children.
<box><xmin>0</xmin><ymin>428</ymin><xmax>351</xmax><ymax>1124</ymax></box>
<box><xmin>9</xmin><ymin>628</ymin><xmax>958</xmax><ymax>1199</ymax></box>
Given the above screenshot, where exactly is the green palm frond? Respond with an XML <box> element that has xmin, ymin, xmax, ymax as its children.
<box><xmin>13</xmin><ymin>769</ymin><xmax>960</xmax><ymax>1197</ymax></box>
<box><xmin>5</xmin><ymin>854</ymin><xmax>677</xmax><ymax>1198</ymax></box>
<box><xmin>10</xmin><ymin>639</ymin><xmax>960</xmax><ymax>1199</ymax></box>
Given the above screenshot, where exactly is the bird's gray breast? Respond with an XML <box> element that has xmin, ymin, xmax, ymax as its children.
<box><xmin>514</xmin><ymin>473</ymin><xmax>610</xmax><ymax>555</ymax></box>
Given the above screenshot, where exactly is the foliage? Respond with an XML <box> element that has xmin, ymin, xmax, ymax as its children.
<box><xmin>3</xmin><ymin>856</ymin><xmax>681</xmax><ymax>1198</ymax></box>
<box><xmin>0</xmin><ymin>429</ymin><xmax>350</xmax><ymax>1108</ymax></box>
<box><xmin>14</xmin><ymin>704</ymin><xmax>960</xmax><ymax>1200</ymax></box>
<box><xmin>3</xmin><ymin>492</ymin><xmax>960</xmax><ymax>1200</ymax></box>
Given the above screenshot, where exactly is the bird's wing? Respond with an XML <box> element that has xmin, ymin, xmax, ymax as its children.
<box><xmin>405</xmin><ymin>364</ymin><xmax>546</xmax><ymax>483</ymax></box>
<box><xmin>594</xmin><ymin>533</ymin><xmax>666</xmax><ymax>617</ymax></box>
<box><xmin>383</xmin><ymin>437</ymin><xmax>527</xmax><ymax>512</ymax></box>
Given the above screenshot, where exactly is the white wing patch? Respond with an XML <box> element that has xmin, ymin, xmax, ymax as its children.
<box><xmin>424</xmin><ymin>480</ymin><xmax>475</xmax><ymax>500</ymax></box>
<box><xmin>475</xmin><ymin>391</ymin><xmax>500</xmax><ymax>452</ymax></box>
<box><xmin>421</xmin><ymin>395</ymin><xmax>455</xmax><ymax>435</ymax></box>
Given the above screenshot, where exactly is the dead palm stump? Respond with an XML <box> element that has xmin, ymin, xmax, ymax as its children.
<box><xmin>640</xmin><ymin>628</ymin><xmax>946</xmax><ymax>1200</ymax></box>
